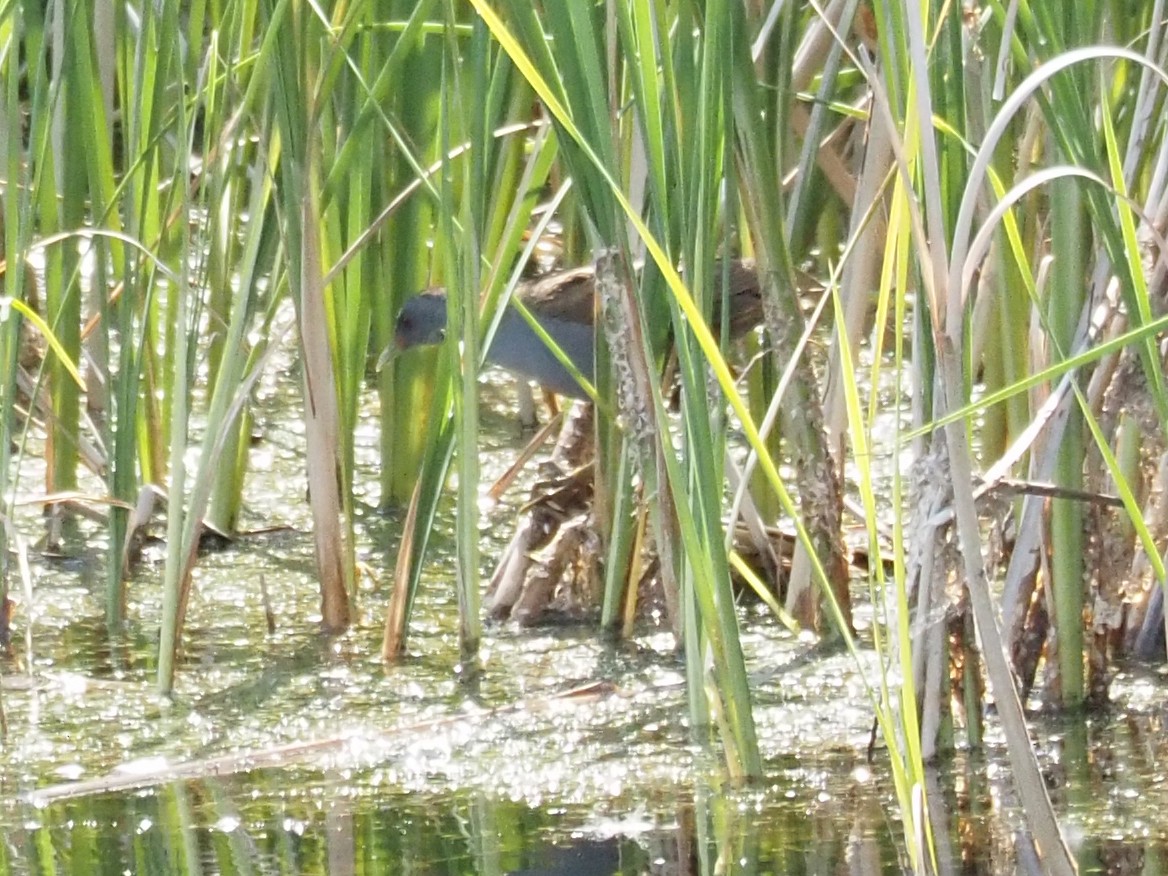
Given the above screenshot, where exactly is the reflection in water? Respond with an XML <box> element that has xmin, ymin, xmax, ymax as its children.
<box><xmin>22</xmin><ymin>764</ymin><xmax>1168</xmax><ymax>875</ymax></box>
<box><xmin>507</xmin><ymin>838</ymin><xmax>622</xmax><ymax>875</ymax></box>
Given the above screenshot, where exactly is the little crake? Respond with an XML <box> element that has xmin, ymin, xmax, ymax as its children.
<box><xmin>393</xmin><ymin>267</ymin><xmax>597</xmax><ymax>399</ymax></box>
<box><xmin>391</xmin><ymin>260</ymin><xmax>762</xmax><ymax>400</ymax></box>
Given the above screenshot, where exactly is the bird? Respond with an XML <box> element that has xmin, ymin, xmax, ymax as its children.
<box><xmin>393</xmin><ymin>266</ymin><xmax>597</xmax><ymax>398</ymax></box>
<box><xmin>391</xmin><ymin>259</ymin><xmax>763</xmax><ymax>399</ymax></box>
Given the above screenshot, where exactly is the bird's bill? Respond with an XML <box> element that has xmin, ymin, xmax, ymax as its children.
<box><xmin>375</xmin><ymin>342</ymin><xmax>397</xmax><ymax>372</ymax></box>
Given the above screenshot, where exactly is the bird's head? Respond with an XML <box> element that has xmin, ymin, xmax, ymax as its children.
<box><xmin>376</xmin><ymin>291</ymin><xmax>449</xmax><ymax>372</ymax></box>
<box><xmin>394</xmin><ymin>291</ymin><xmax>449</xmax><ymax>351</ymax></box>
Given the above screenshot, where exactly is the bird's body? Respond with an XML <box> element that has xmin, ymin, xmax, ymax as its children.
<box><xmin>393</xmin><ymin>259</ymin><xmax>762</xmax><ymax>399</ymax></box>
<box><xmin>393</xmin><ymin>266</ymin><xmax>596</xmax><ymax>398</ymax></box>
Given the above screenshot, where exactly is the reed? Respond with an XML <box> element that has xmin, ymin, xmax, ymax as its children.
<box><xmin>2</xmin><ymin>1</ymin><xmax>1167</xmax><ymax>866</ymax></box>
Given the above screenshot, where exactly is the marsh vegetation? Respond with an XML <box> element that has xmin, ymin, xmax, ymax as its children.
<box><xmin>2</xmin><ymin>1</ymin><xmax>1168</xmax><ymax>872</ymax></box>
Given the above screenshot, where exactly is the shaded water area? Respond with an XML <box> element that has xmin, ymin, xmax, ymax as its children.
<box><xmin>4</xmin><ymin>365</ymin><xmax>1168</xmax><ymax>874</ymax></box>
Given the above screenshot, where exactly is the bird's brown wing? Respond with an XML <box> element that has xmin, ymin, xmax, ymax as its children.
<box><xmin>720</xmin><ymin>258</ymin><xmax>764</xmax><ymax>340</ymax></box>
<box><xmin>517</xmin><ymin>265</ymin><xmax>598</xmax><ymax>327</ymax></box>
<box><xmin>717</xmin><ymin>258</ymin><xmax>829</xmax><ymax>339</ymax></box>
<box><xmin>514</xmin><ymin>258</ymin><xmax>767</xmax><ymax>338</ymax></box>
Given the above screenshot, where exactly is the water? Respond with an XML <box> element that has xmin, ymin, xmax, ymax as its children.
<box><xmin>3</xmin><ymin>365</ymin><xmax>1168</xmax><ymax>874</ymax></box>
